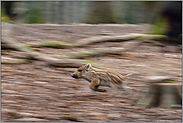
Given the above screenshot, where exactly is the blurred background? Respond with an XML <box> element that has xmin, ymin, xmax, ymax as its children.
<box><xmin>1</xmin><ymin>1</ymin><xmax>182</xmax><ymax>41</ymax></box>
<box><xmin>1</xmin><ymin>1</ymin><xmax>182</xmax><ymax>122</ymax></box>
<box><xmin>1</xmin><ymin>1</ymin><xmax>176</xmax><ymax>24</ymax></box>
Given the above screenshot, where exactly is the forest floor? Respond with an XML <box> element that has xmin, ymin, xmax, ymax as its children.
<box><xmin>1</xmin><ymin>23</ymin><xmax>182</xmax><ymax>122</ymax></box>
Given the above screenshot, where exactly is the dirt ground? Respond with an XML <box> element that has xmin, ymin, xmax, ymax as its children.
<box><xmin>1</xmin><ymin>23</ymin><xmax>182</xmax><ymax>122</ymax></box>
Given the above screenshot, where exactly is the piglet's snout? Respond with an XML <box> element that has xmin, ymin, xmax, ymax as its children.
<box><xmin>71</xmin><ymin>74</ymin><xmax>78</xmax><ymax>78</ymax></box>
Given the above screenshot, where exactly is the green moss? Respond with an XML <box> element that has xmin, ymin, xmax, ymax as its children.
<box><xmin>17</xmin><ymin>59</ymin><xmax>32</xmax><ymax>64</ymax></box>
<box><xmin>20</xmin><ymin>45</ymin><xmax>36</xmax><ymax>51</ymax></box>
<box><xmin>151</xmin><ymin>18</ymin><xmax>170</xmax><ymax>35</ymax></box>
<box><xmin>135</xmin><ymin>35</ymin><xmax>149</xmax><ymax>39</ymax></box>
<box><xmin>154</xmin><ymin>35</ymin><xmax>168</xmax><ymax>38</ymax></box>
<box><xmin>136</xmin><ymin>36</ymin><xmax>143</xmax><ymax>38</ymax></box>
<box><xmin>1</xmin><ymin>4</ymin><xmax>12</xmax><ymax>22</ymax></box>
<box><xmin>136</xmin><ymin>35</ymin><xmax>168</xmax><ymax>39</ymax></box>
<box><xmin>165</xmin><ymin>80</ymin><xmax>179</xmax><ymax>83</ymax></box>
<box><xmin>1</xmin><ymin>16</ymin><xmax>12</xmax><ymax>23</ymax></box>
<box><xmin>1</xmin><ymin>59</ymin><xmax>31</xmax><ymax>64</ymax></box>
<box><xmin>42</xmin><ymin>42</ymin><xmax>64</xmax><ymax>48</ymax></box>
<box><xmin>145</xmin><ymin>40</ymin><xmax>159</xmax><ymax>43</ymax></box>
<box><xmin>39</xmin><ymin>41</ymin><xmax>78</xmax><ymax>49</ymax></box>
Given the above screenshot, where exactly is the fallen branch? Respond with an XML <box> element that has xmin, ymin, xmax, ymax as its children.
<box><xmin>3</xmin><ymin>109</ymin><xmax>83</xmax><ymax>122</ymax></box>
<box><xmin>1</xmin><ymin>56</ymin><xmax>32</xmax><ymax>64</ymax></box>
<box><xmin>27</xmin><ymin>41</ymin><xmax>79</xmax><ymax>49</ymax></box>
<box><xmin>2</xmin><ymin>23</ymin><xmax>85</xmax><ymax>68</ymax></box>
<box><xmin>2</xmin><ymin>30</ymin><xmax>167</xmax><ymax>50</ymax></box>
<box><xmin>62</xmin><ymin>40</ymin><xmax>143</xmax><ymax>59</ymax></box>
<box><xmin>75</xmin><ymin>33</ymin><xmax>167</xmax><ymax>46</ymax></box>
<box><xmin>1</xmin><ymin>23</ymin><xmax>166</xmax><ymax>68</ymax></box>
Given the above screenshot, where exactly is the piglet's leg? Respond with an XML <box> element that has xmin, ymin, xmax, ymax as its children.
<box><xmin>89</xmin><ymin>79</ymin><xmax>106</xmax><ymax>92</ymax></box>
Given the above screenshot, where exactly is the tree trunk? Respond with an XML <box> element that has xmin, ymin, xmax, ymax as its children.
<box><xmin>86</xmin><ymin>1</ymin><xmax>116</xmax><ymax>24</ymax></box>
<box><xmin>137</xmin><ymin>76</ymin><xmax>182</xmax><ymax>108</ymax></box>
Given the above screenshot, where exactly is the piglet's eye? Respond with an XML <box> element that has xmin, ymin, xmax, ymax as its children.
<box><xmin>78</xmin><ymin>69</ymin><xmax>83</xmax><ymax>72</ymax></box>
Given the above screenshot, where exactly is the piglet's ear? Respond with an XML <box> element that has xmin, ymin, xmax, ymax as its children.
<box><xmin>85</xmin><ymin>63</ymin><xmax>91</xmax><ymax>71</ymax></box>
